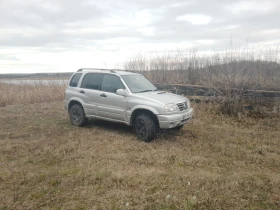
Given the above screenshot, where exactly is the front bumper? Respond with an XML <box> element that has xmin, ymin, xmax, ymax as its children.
<box><xmin>157</xmin><ymin>108</ymin><xmax>193</xmax><ymax>129</ymax></box>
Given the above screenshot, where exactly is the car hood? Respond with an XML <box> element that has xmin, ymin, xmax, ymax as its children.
<box><xmin>137</xmin><ymin>91</ymin><xmax>187</xmax><ymax>104</ymax></box>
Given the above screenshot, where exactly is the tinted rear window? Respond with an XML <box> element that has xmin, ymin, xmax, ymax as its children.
<box><xmin>69</xmin><ymin>73</ymin><xmax>82</xmax><ymax>87</ymax></box>
<box><xmin>81</xmin><ymin>73</ymin><xmax>104</xmax><ymax>90</ymax></box>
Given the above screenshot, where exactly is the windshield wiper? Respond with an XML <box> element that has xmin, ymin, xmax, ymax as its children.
<box><xmin>139</xmin><ymin>89</ymin><xmax>157</xmax><ymax>93</ymax></box>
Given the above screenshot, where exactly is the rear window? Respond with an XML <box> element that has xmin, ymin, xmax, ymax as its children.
<box><xmin>69</xmin><ymin>73</ymin><xmax>82</xmax><ymax>87</ymax></box>
<box><xmin>81</xmin><ymin>73</ymin><xmax>104</xmax><ymax>90</ymax></box>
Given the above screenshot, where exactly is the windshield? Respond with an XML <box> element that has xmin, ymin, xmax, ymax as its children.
<box><xmin>121</xmin><ymin>75</ymin><xmax>157</xmax><ymax>93</ymax></box>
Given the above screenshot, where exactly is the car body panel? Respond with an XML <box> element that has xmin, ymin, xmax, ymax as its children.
<box><xmin>97</xmin><ymin>92</ymin><xmax>128</xmax><ymax>121</ymax></box>
<box><xmin>137</xmin><ymin>91</ymin><xmax>187</xmax><ymax>104</ymax></box>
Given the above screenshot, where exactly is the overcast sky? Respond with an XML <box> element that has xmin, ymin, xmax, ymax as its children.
<box><xmin>0</xmin><ymin>0</ymin><xmax>280</xmax><ymax>73</ymax></box>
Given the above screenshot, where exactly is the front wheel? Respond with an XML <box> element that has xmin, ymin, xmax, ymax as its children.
<box><xmin>134</xmin><ymin>114</ymin><xmax>157</xmax><ymax>142</ymax></box>
<box><xmin>69</xmin><ymin>104</ymin><xmax>87</xmax><ymax>127</ymax></box>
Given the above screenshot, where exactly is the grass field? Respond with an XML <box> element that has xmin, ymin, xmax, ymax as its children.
<box><xmin>0</xmin><ymin>100</ymin><xmax>279</xmax><ymax>209</ymax></box>
<box><xmin>0</xmin><ymin>82</ymin><xmax>66</xmax><ymax>107</ymax></box>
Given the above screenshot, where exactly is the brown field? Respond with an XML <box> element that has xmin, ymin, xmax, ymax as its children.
<box><xmin>0</xmin><ymin>82</ymin><xmax>279</xmax><ymax>209</ymax></box>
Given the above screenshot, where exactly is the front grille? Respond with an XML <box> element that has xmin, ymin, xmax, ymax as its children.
<box><xmin>177</xmin><ymin>101</ymin><xmax>188</xmax><ymax>111</ymax></box>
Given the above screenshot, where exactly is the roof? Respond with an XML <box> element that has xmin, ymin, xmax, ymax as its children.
<box><xmin>77</xmin><ymin>68</ymin><xmax>139</xmax><ymax>76</ymax></box>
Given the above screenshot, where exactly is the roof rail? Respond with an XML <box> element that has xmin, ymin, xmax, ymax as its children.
<box><xmin>76</xmin><ymin>68</ymin><xmax>138</xmax><ymax>74</ymax></box>
<box><xmin>77</xmin><ymin>68</ymin><xmax>108</xmax><ymax>72</ymax></box>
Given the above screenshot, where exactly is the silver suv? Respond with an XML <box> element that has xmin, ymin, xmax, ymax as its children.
<box><xmin>64</xmin><ymin>68</ymin><xmax>193</xmax><ymax>142</ymax></box>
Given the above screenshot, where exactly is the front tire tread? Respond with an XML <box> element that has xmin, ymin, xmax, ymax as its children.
<box><xmin>134</xmin><ymin>114</ymin><xmax>157</xmax><ymax>142</ymax></box>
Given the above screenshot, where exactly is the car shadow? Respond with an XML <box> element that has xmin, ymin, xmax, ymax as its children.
<box><xmin>85</xmin><ymin>118</ymin><xmax>188</xmax><ymax>141</ymax></box>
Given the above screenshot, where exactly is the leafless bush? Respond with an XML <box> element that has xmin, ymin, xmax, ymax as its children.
<box><xmin>123</xmin><ymin>47</ymin><xmax>280</xmax><ymax>90</ymax></box>
<box><xmin>123</xmin><ymin>47</ymin><xmax>280</xmax><ymax>116</ymax></box>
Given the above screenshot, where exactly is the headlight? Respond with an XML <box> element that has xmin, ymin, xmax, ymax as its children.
<box><xmin>164</xmin><ymin>103</ymin><xmax>179</xmax><ymax>113</ymax></box>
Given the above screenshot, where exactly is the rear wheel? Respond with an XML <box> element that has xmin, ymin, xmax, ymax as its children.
<box><xmin>69</xmin><ymin>104</ymin><xmax>87</xmax><ymax>127</ymax></box>
<box><xmin>134</xmin><ymin>114</ymin><xmax>157</xmax><ymax>142</ymax></box>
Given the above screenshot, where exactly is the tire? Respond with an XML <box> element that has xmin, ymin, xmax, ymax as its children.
<box><xmin>69</xmin><ymin>104</ymin><xmax>87</xmax><ymax>127</ymax></box>
<box><xmin>134</xmin><ymin>114</ymin><xmax>157</xmax><ymax>142</ymax></box>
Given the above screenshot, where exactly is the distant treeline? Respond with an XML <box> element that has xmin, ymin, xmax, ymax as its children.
<box><xmin>0</xmin><ymin>72</ymin><xmax>73</xmax><ymax>79</ymax></box>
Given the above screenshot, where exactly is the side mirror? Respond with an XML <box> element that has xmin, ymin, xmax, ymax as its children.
<box><xmin>116</xmin><ymin>89</ymin><xmax>127</xmax><ymax>96</ymax></box>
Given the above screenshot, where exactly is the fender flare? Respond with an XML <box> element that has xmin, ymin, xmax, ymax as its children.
<box><xmin>68</xmin><ymin>97</ymin><xmax>85</xmax><ymax>112</ymax></box>
<box><xmin>129</xmin><ymin>105</ymin><xmax>159</xmax><ymax>125</ymax></box>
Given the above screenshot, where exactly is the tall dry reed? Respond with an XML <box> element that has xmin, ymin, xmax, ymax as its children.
<box><xmin>0</xmin><ymin>81</ymin><xmax>66</xmax><ymax>107</ymax></box>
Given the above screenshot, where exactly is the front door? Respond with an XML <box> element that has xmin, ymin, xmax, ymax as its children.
<box><xmin>97</xmin><ymin>74</ymin><xmax>128</xmax><ymax>122</ymax></box>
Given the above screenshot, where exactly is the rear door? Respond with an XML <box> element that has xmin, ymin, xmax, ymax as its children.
<box><xmin>78</xmin><ymin>73</ymin><xmax>104</xmax><ymax>116</ymax></box>
<box><xmin>97</xmin><ymin>74</ymin><xmax>128</xmax><ymax>122</ymax></box>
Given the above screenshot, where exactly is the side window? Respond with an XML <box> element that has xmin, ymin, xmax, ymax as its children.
<box><xmin>102</xmin><ymin>74</ymin><xmax>125</xmax><ymax>93</ymax></box>
<box><xmin>81</xmin><ymin>73</ymin><xmax>104</xmax><ymax>90</ymax></box>
<box><xmin>69</xmin><ymin>73</ymin><xmax>82</xmax><ymax>87</ymax></box>
<box><xmin>81</xmin><ymin>74</ymin><xmax>90</xmax><ymax>88</ymax></box>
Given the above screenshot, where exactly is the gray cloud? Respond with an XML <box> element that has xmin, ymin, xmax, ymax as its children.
<box><xmin>0</xmin><ymin>0</ymin><xmax>280</xmax><ymax>67</ymax></box>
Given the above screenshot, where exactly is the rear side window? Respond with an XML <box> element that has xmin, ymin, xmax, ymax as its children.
<box><xmin>69</xmin><ymin>73</ymin><xmax>82</xmax><ymax>87</ymax></box>
<box><xmin>81</xmin><ymin>73</ymin><xmax>104</xmax><ymax>90</ymax></box>
<box><xmin>102</xmin><ymin>74</ymin><xmax>125</xmax><ymax>93</ymax></box>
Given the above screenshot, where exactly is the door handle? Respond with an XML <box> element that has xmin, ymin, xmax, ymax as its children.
<box><xmin>100</xmin><ymin>93</ymin><xmax>107</xmax><ymax>97</ymax></box>
<box><xmin>79</xmin><ymin>90</ymin><xmax>85</xmax><ymax>94</ymax></box>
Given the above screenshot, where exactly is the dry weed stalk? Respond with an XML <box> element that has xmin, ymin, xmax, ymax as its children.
<box><xmin>0</xmin><ymin>81</ymin><xmax>66</xmax><ymax>106</ymax></box>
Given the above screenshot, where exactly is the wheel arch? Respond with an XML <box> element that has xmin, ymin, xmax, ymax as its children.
<box><xmin>130</xmin><ymin>108</ymin><xmax>159</xmax><ymax>127</ymax></box>
<box><xmin>68</xmin><ymin>99</ymin><xmax>84</xmax><ymax>113</ymax></box>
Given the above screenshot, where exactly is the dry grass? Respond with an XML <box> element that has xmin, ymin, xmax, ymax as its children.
<box><xmin>0</xmin><ymin>82</ymin><xmax>66</xmax><ymax>107</ymax></box>
<box><xmin>0</xmin><ymin>100</ymin><xmax>279</xmax><ymax>209</ymax></box>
